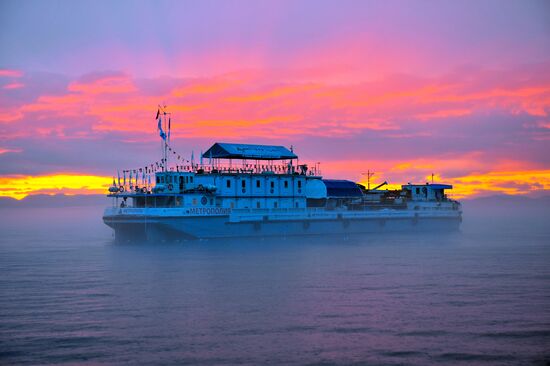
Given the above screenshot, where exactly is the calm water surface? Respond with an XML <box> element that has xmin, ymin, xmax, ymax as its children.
<box><xmin>1</xmin><ymin>202</ymin><xmax>549</xmax><ymax>365</ymax></box>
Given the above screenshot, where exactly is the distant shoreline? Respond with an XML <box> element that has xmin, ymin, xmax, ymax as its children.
<box><xmin>0</xmin><ymin>194</ymin><xmax>106</xmax><ymax>208</ymax></box>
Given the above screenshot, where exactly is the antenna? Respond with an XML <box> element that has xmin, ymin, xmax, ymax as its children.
<box><xmin>362</xmin><ymin>170</ymin><xmax>375</xmax><ymax>190</ymax></box>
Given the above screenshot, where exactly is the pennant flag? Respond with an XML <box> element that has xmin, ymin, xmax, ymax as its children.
<box><xmin>158</xmin><ymin>116</ymin><xmax>166</xmax><ymax>140</ymax></box>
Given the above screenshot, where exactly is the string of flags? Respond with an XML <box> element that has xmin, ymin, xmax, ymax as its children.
<box><xmin>120</xmin><ymin>144</ymin><xmax>191</xmax><ymax>176</ymax></box>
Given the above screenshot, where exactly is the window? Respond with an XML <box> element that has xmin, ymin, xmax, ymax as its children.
<box><xmin>156</xmin><ymin>176</ymin><xmax>160</xmax><ymax>184</ymax></box>
<box><xmin>256</xmin><ymin>180</ymin><xmax>261</xmax><ymax>188</ymax></box>
<box><xmin>284</xmin><ymin>180</ymin><xmax>288</xmax><ymax>188</ymax></box>
<box><xmin>192</xmin><ymin>198</ymin><xmax>197</xmax><ymax>205</ymax></box>
<box><xmin>226</xmin><ymin>179</ymin><xmax>231</xmax><ymax>188</ymax></box>
<box><xmin>297</xmin><ymin>180</ymin><xmax>302</xmax><ymax>189</ymax></box>
<box><xmin>415</xmin><ymin>188</ymin><xmax>420</xmax><ymax>194</ymax></box>
<box><xmin>256</xmin><ymin>201</ymin><xmax>261</xmax><ymax>208</ymax></box>
<box><xmin>242</xmin><ymin>180</ymin><xmax>246</xmax><ymax>188</ymax></box>
<box><xmin>295</xmin><ymin>202</ymin><xmax>299</xmax><ymax>208</ymax></box>
<box><xmin>160</xmin><ymin>176</ymin><xmax>164</xmax><ymax>183</ymax></box>
<box><xmin>190</xmin><ymin>176</ymin><xmax>193</xmax><ymax>183</ymax></box>
<box><xmin>274</xmin><ymin>202</ymin><xmax>278</xmax><ymax>208</ymax></box>
<box><xmin>270</xmin><ymin>181</ymin><xmax>274</xmax><ymax>188</ymax></box>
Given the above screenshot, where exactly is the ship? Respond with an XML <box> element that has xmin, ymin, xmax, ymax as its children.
<box><xmin>103</xmin><ymin>109</ymin><xmax>462</xmax><ymax>241</ymax></box>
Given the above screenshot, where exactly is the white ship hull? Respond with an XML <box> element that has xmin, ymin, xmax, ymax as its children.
<box><xmin>103</xmin><ymin>207</ymin><xmax>461</xmax><ymax>241</ymax></box>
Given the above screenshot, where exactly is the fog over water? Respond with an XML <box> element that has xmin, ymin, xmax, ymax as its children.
<box><xmin>1</xmin><ymin>197</ymin><xmax>549</xmax><ymax>365</ymax></box>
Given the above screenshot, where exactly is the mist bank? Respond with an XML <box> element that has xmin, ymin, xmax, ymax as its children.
<box><xmin>461</xmin><ymin>195</ymin><xmax>550</xmax><ymax>216</ymax></box>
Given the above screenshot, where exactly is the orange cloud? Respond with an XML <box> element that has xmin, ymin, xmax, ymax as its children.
<box><xmin>68</xmin><ymin>75</ymin><xmax>137</xmax><ymax>94</ymax></box>
<box><xmin>3</xmin><ymin>168</ymin><xmax>547</xmax><ymax>201</ymax></box>
<box><xmin>3</xmin><ymin>62</ymin><xmax>549</xmax><ymax>147</ymax></box>
<box><xmin>172</xmin><ymin>77</ymin><xmax>247</xmax><ymax>97</ymax></box>
<box><xmin>443</xmin><ymin>170</ymin><xmax>550</xmax><ymax>198</ymax></box>
<box><xmin>226</xmin><ymin>84</ymin><xmax>319</xmax><ymax>103</ymax></box>
<box><xmin>0</xmin><ymin>174</ymin><xmax>111</xmax><ymax>200</ymax></box>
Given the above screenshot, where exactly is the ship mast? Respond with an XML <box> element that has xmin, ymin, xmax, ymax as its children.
<box><xmin>156</xmin><ymin>105</ymin><xmax>171</xmax><ymax>172</ymax></box>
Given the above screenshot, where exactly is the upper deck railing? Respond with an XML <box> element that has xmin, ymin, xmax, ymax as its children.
<box><xmin>167</xmin><ymin>161</ymin><xmax>321</xmax><ymax>176</ymax></box>
<box><xmin>110</xmin><ymin>160</ymin><xmax>322</xmax><ymax>194</ymax></box>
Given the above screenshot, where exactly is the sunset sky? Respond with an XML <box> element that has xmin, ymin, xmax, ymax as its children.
<box><xmin>1</xmin><ymin>0</ymin><xmax>549</xmax><ymax>199</ymax></box>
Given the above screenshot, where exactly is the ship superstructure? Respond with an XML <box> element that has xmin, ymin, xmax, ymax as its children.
<box><xmin>103</xmin><ymin>110</ymin><xmax>462</xmax><ymax>241</ymax></box>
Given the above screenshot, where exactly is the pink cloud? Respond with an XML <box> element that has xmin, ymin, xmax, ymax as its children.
<box><xmin>3</xmin><ymin>61</ymin><xmax>549</xmax><ymax>141</ymax></box>
<box><xmin>3</xmin><ymin>82</ymin><xmax>24</xmax><ymax>90</ymax></box>
<box><xmin>0</xmin><ymin>69</ymin><xmax>23</xmax><ymax>78</ymax></box>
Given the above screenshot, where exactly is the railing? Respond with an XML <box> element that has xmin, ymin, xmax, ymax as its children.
<box><xmin>109</xmin><ymin>161</ymin><xmax>321</xmax><ymax>194</ymax></box>
<box><xmin>170</xmin><ymin>162</ymin><xmax>321</xmax><ymax>176</ymax></box>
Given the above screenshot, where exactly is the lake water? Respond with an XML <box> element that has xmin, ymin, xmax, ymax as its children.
<box><xmin>1</xmin><ymin>201</ymin><xmax>549</xmax><ymax>365</ymax></box>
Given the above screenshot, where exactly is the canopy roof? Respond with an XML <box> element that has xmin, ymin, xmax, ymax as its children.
<box><xmin>202</xmin><ymin>142</ymin><xmax>297</xmax><ymax>160</ymax></box>
<box><xmin>322</xmin><ymin>180</ymin><xmax>363</xmax><ymax>198</ymax></box>
<box><xmin>428</xmin><ymin>184</ymin><xmax>453</xmax><ymax>189</ymax></box>
<box><xmin>403</xmin><ymin>183</ymin><xmax>453</xmax><ymax>189</ymax></box>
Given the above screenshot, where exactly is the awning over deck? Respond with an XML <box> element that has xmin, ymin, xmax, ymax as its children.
<box><xmin>402</xmin><ymin>184</ymin><xmax>453</xmax><ymax>190</ymax></box>
<box><xmin>202</xmin><ymin>142</ymin><xmax>297</xmax><ymax>160</ymax></box>
<box><xmin>322</xmin><ymin>180</ymin><xmax>363</xmax><ymax>198</ymax></box>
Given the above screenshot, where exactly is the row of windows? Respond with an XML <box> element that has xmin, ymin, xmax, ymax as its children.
<box><xmin>178</xmin><ymin>198</ymin><xmax>301</xmax><ymax>209</ymax></box>
<box><xmin>226</xmin><ymin>179</ymin><xmax>302</xmax><ymax>189</ymax></box>
<box><xmin>237</xmin><ymin>201</ymin><xmax>300</xmax><ymax>209</ymax></box>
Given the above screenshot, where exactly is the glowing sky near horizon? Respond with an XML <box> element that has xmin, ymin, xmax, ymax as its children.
<box><xmin>1</xmin><ymin>0</ymin><xmax>549</xmax><ymax>199</ymax></box>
